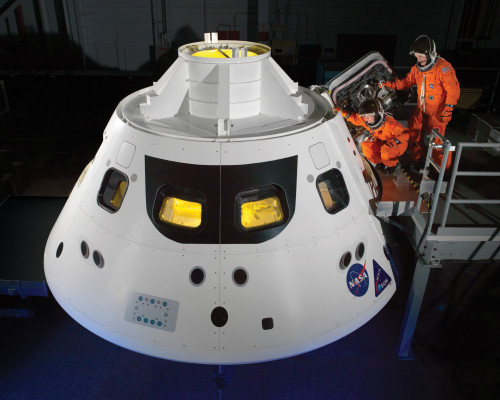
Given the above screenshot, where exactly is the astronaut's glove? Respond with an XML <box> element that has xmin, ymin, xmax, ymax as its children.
<box><xmin>379</xmin><ymin>81</ymin><xmax>395</xmax><ymax>89</ymax></box>
<box><xmin>441</xmin><ymin>104</ymin><xmax>454</xmax><ymax>124</ymax></box>
<box><xmin>365</xmin><ymin>135</ymin><xmax>377</xmax><ymax>142</ymax></box>
<box><xmin>334</xmin><ymin>107</ymin><xmax>350</xmax><ymax>119</ymax></box>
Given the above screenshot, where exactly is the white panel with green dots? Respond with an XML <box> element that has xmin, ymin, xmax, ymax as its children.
<box><xmin>125</xmin><ymin>291</ymin><xmax>179</xmax><ymax>332</ymax></box>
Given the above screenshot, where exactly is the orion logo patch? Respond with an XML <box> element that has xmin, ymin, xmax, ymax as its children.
<box><xmin>346</xmin><ymin>261</ymin><xmax>369</xmax><ymax>297</ymax></box>
<box><xmin>373</xmin><ymin>260</ymin><xmax>391</xmax><ymax>297</ymax></box>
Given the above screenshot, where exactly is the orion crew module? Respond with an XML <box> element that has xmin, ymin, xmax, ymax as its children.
<box><xmin>44</xmin><ymin>34</ymin><xmax>398</xmax><ymax>364</ymax></box>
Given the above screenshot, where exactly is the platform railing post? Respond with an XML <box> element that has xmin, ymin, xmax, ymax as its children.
<box><xmin>397</xmin><ymin>258</ymin><xmax>432</xmax><ymax>359</ymax></box>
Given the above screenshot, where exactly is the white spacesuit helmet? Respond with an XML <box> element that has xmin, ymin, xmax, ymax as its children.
<box><xmin>359</xmin><ymin>98</ymin><xmax>385</xmax><ymax>129</ymax></box>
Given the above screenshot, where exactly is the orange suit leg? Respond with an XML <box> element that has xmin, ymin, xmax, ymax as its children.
<box><xmin>407</xmin><ymin>108</ymin><xmax>425</xmax><ymax>162</ymax></box>
<box><xmin>427</xmin><ymin>115</ymin><xmax>453</xmax><ymax>170</ymax></box>
<box><xmin>380</xmin><ymin>141</ymin><xmax>408</xmax><ymax>167</ymax></box>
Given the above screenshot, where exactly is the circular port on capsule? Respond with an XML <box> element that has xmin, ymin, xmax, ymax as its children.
<box><xmin>355</xmin><ymin>242</ymin><xmax>365</xmax><ymax>260</ymax></box>
<box><xmin>340</xmin><ymin>251</ymin><xmax>352</xmax><ymax>270</ymax></box>
<box><xmin>56</xmin><ymin>242</ymin><xmax>64</xmax><ymax>258</ymax></box>
<box><xmin>190</xmin><ymin>267</ymin><xmax>205</xmax><ymax>286</ymax></box>
<box><xmin>211</xmin><ymin>307</ymin><xmax>228</xmax><ymax>328</ymax></box>
<box><xmin>93</xmin><ymin>250</ymin><xmax>104</xmax><ymax>268</ymax></box>
<box><xmin>81</xmin><ymin>241</ymin><xmax>89</xmax><ymax>259</ymax></box>
<box><xmin>232</xmin><ymin>267</ymin><xmax>248</xmax><ymax>287</ymax></box>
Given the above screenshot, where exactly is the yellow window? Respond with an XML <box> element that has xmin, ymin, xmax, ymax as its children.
<box><xmin>318</xmin><ymin>181</ymin><xmax>335</xmax><ymax>210</ymax></box>
<box><xmin>316</xmin><ymin>168</ymin><xmax>350</xmax><ymax>214</ymax></box>
<box><xmin>159</xmin><ymin>197</ymin><xmax>202</xmax><ymax>228</ymax></box>
<box><xmin>111</xmin><ymin>180</ymin><xmax>127</xmax><ymax>208</ymax></box>
<box><xmin>241</xmin><ymin>196</ymin><xmax>283</xmax><ymax>229</ymax></box>
<box><xmin>97</xmin><ymin>168</ymin><xmax>129</xmax><ymax>213</ymax></box>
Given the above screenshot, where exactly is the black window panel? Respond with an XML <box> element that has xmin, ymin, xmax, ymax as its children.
<box><xmin>97</xmin><ymin>168</ymin><xmax>129</xmax><ymax>213</ymax></box>
<box><xmin>316</xmin><ymin>168</ymin><xmax>350</xmax><ymax>214</ymax></box>
<box><xmin>145</xmin><ymin>156</ymin><xmax>220</xmax><ymax>244</ymax></box>
<box><xmin>220</xmin><ymin>156</ymin><xmax>297</xmax><ymax>244</ymax></box>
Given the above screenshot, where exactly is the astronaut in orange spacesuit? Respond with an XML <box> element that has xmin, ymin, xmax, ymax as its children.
<box><xmin>384</xmin><ymin>35</ymin><xmax>460</xmax><ymax>168</ymax></box>
<box><xmin>337</xmin><ymin>99</ymin><xmax>409</xmax><ymax>174</ymax></box>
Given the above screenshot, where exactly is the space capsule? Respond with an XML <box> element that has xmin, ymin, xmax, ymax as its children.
<box><xmin>44</xmin><ymin>35</ymin><xmax>398</xmax><ymax>364</ymax></box>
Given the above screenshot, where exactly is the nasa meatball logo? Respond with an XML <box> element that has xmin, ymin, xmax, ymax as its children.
<box><xmin>429</xmin><ymin>83</ymin><xmax>434</xmax><ymax>89</ymax></box>
<box><xmin>373</xmin><ymin>260</ymin><xmax>392</xmax><ymax>297</ymax></box>
<box><xmin>346</xmin><ymin>261</ymin><xmax>369</xmax><ymax>297</ymax></box>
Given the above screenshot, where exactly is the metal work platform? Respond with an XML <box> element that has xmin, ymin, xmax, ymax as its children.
<box><xmin>376</xmin><ymin>165</ymin><xmax>419</xmax><ymax>217</ymax></box>
<box><xmin>394</xmin><ymin>130</ymin><xmax>500</xmax><ymax>359</ymax></box>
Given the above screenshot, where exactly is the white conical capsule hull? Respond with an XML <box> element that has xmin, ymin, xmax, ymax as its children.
<box><xmin>44</xmin><ymin>39</ymin><xmax>397</xmax><ymax>364</ymax></box>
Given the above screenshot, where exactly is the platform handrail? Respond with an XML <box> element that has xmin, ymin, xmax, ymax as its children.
<box><xmin>415</xmin><ymin>129</ymin><xmax>451</xmax><ymax>238</ymax></box>
<box><xmin>440</xmin><ymin>141</ymin><xmax>500</xmax><ymax>228</ymax></box>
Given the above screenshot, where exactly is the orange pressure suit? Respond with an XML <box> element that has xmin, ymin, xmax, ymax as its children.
<box><xmin>386</xmin><ymin>57</ymin><xmax>460</xmax><ymax>166</ymax></box>
<box><xmin>341</xmin><ymin>111</ymin><xmax>409</xmax><ymax>168</ymax></box>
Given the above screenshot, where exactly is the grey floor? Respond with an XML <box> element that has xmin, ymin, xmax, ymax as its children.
<box><xmin>0</xmin><ymin>296</ymin><xmax>431</xmax><ymax>400</ymax></box>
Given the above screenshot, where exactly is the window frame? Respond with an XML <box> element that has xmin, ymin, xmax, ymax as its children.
<box><xmin>316</xmin><ymin>168</ymin><xmax>350</xmax><ymax>214</ymax></box>
<box><xmin>152</xmin><ymin>184</ymin><xmax>207</xmax><ymax>233</ymax></box>
<box><xmin>234</xmin><ymin>184</ymin><xmax>289</xmax><ymax>233</ymax></box>
<box><xmin>97</xmin><ymin>168</ymin><xmax>129</xmax><ymax>213</ymax></box>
